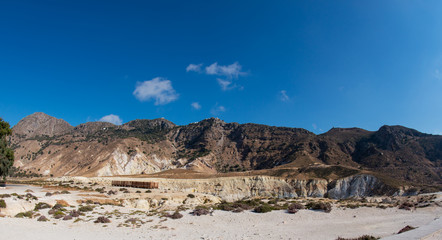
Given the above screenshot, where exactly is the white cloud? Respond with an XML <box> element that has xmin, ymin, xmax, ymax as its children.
<box><xmin>133</xmin><ymin>77</ymin><xmax>179</xmax><ymax>105</ymax></box>
<box><xmin>217</xmin><ymin>78</ymin><xmax>234</xmax><ymax>91</ymax></box>
<box><xmin>312</xmin><ymin>123</ymin><xmax>317</xmax><ymax>130</ymax></box>
<box><xmin>191</xmin><ymin>102</ymin><xmax>201</xmax><ymax>110</ymax></box>
<box><xmin>99</xmin><ymin>114</ymin><xmax>122</xmax><ymax>125</ymax></box>
<box><xmin>279</xmin><ymin>90</ymin><xmax>290</xmax><ymax>102</ymax></box>
<box><xmin>205</xmin><ymin>62</ymin><xmax>245</xmax><ymax>78</ymax></box>
<box><xmin>186</xmin><ymin>63</ymin><xmax>203</xmax><ymax>72</ymax></box>
<box><xmin>210</xmin><ymin>105</ymin><xmax>226</xmax><ymax>115</ymax></box>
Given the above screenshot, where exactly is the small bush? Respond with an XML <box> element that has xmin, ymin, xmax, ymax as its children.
<box><xmin>398</xmin><ymin>225</ymin><xmax>416</xmax><ymax>234</ymax></box>
<box><xmin>56</xmin><ymin>200</ymin><xmax>69</xmax><ymax>207</ymax></box>
<box><xmin>52</xmin><ymin>203</ymin><xmax>65</xmax><ymax>210</ymax></box>
<box><xmin>94</xmin><ymin>216</ymin><xmax>111</xmax><ymax>223</ymax></box>
<box><xmin>145</xmin><ymin>190</ymin><xmax>152</xmax><ymax>193</ymax></box>
<box><xmin>0</xmin><ymin>199</ymin><xmax>6</xmax><ymax>208</ymax></box>
<box><xmin>336</xmin><ymin>235</ymin><xmax>378</xmax><ymax>240</ymax></box>
<box><xmin>0</xmin><ymin>194</ymin><xmax>11</xmax><ymax>198</ymax></box>
<box><xmin>287</xmin><ymin>202</ymin><xmax>305</xmax><ymax>214</ymax></box>
<box><xmin>398</xmin><ymin>202</ymin><xmax>414</xmax><ymax>211</ymax></box>
<box><xmin>52</xmin><ymin>210</ymin><xmax>65</xmax><ymax>219</ymax></box>
<box><xmin>25</xmin><ymin>193</ymin><xmax>38</xmax><ymax>200</ymax></box>
<box><xmin>254</xmin><ymin>204</ymin><xmax>273</xmax><ymax>213</ymax></box>
<box><xmin>45</xmin><ymin>192</ymin><xmax>53</xmax><ymax>197</ymax></box>
<box><xmin>306</xmin><ymin>202</ymin><xmax>332</xmax><ymax>213</ymax></box>
<box><xmin>136</xmin><ymin>190</ymin><xmax>141</xmax><ymax>193</ymax></box>
<box><xmin>78</xmin><ymin>205</ymin><xmax>94</xmax><ymax>212</ymax></box>
<box><xmin>187</xmin><ymin>194</ymin><xmax>195</xmax><ymax>198</ymax></box>
<box><xmin>15</xmin><ymin>211</ymin><xmax>34</xmax><ymax>218</ymax></box>
<box><xmin>37</xmin><ymin>216</ymin><xmax>49</xmax><ymax>222</ymax></box>
<box><xmin>34</xmin><ymin>202</ymin><xmax>51</xmax><ymax>211</ymax></box>
<box><xmin>63</xmin><ymin>215</ymin><xmax>73</xmax><ymax>220</ymax></box>
<box><xmin>165</xmin><ymin>211</ymin><xmax>183</xmax><ymax>219</ymax></box>
<box><xmin>191</xmin><ymin>208</ymin><xmax>210</xmax><ymax>216</ymax></box>
<box><xmin>61</xmin><ymin>190</ymin><xmax>71</xmax><ymax>194</ymax></box>
<box><xmin>107</xmin><ymin>190</ymin><xmax>116</xmax><ymax>195</ymax></box>
<box><xmin>69</xmin><ymin>210</ymin><xmax>81</xmax><ymax>217</ymax></box>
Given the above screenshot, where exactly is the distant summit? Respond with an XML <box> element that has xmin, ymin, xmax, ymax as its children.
<box><xmin>12</xmin><ymin>112</ymin><xmax>73</xmax><ymax>138</ymax></box>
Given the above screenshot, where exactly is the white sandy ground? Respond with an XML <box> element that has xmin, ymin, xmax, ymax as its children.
<box><xmin>1</xmin><ymin>185</ymin><xmax>441</xmax><ymax>240</ymax></box>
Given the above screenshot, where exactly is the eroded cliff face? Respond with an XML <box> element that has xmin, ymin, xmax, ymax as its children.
<box><xmin>60</xmin><ymin>174</ymin><xmax>398</xmax><ymax>201</ymax></box>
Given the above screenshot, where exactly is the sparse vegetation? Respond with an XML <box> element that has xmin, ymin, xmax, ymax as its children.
<box><xmin>287</xmin><ymin>202</ymin><xmax>305</xmax><ymax>214</ymax></box>
<box><xmin>306</xmin><ymin>201</ymin><xmax>332</xmax><ymax>213</ymax></box>
<box><xmin>165</xmin><ymin>211</ymin><xmax>183</xmax><ymax>219</ymax></box>
<box><xmin>398</xmin><ymin>225</ymin><xmax>416</xmax><ymax>234</ymax></box>
<box><xmin>191</xmin><ymin>207</ymin><xmax>211</xmax><ymax>216</ymax></box>
<box><xmin>15</xmin><ymin>211</ymin><xmax>34</xmax><ymax>218</ymax></box>
<box><xmin>34</xmin><ymin>202</ymin><xmax>51</xmax><ymax>210</ymax></box>
<box><xmin>187</xmin><ymin>194</ymin><xmax>195</xmax><ymax>198</ymax></box>
<box><xmin>78</xmin><ymin>205</ymin><xmax>94</xmax><ymax>212</ymax></box>
<box><xmin>336</xmin><ymin>236</ymin><xmax>378</xmax><ymax>240</ymax></box>
<box><xmin>253</xmin><ymin>204</ymin><xmax>273</xmax><ymax>213</ymax></box>
<box><xmin>37</xmin><ymin>215</ymin><xmax>49</xmax><ymax>221</ymax></box>
<box><xmin>94</xmin><ymin>216</ymin><xmax>111</xmax><ymax>223</ymax></box>
<box><xmin>0</xmin><ymin>199</ymin><xmax>6</xmax><ymax>208</ymax></box>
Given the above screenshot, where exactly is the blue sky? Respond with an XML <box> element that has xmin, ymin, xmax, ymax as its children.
<box><xmin>1</xmin><ymin>1</ymin><xmax>442</xmax><ymax>134</ymax></box>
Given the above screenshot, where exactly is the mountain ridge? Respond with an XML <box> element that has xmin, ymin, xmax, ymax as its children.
<box><xmin>8</xmin><ymin>112</ymin><xmax>442</xmax><ymax>190</ymax></box>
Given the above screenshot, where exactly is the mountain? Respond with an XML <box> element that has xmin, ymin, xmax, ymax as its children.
<box><xmin>13</xmin><ymin>112</ymin><xmax>73</xmax><ymax>138</ymax></box>
<box><xmin>8</xmin><ymin>113</ymin><xmax>442</xmax><ymax>190</ymax></box>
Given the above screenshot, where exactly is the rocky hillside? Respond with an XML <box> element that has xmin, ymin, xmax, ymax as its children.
<box><xmin>8</xmin><ymin>112</ymin><xmax>442</xmax><ymax>190</ymax></box>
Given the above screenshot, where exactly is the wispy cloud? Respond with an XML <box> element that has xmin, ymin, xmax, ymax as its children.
<box><xmin>205</xmin><ymin>62</ymin><xmax>245</xmax><ymax>78</ymax></box>
<box><xmin>191</xmin><ymin>102</ymin><xmax>201</xmax><ymax>110</ymax></box>
<box><xmin>279</xmin><ymin>90</ymin><xmax>290</xmax><ymax>102</ymax></box>
<box><xmin>312</xmin><ymin>123</ymin><xmax>317</xmax><ymax>130</ymax></box>
<box><xmin>187</xmin><ymin>61</ymin><xmax>247</xmax><ymax>91</ymax></box>
<box><xmin>186</xmin><ymin>63</ymin><xmax>203</xmax><ymax>73</ymax></box>
<box><xmin>217</xmin><ymin>78</ymin><xmax>234</xmax><ymax>91</ymax></box>
<box><xmin>210</xmin><ymin>104</ymin><xmax>226</xmax><ymax>115</ymax></box>
<box><xmin>99</xmin><ymin>114</ymin><xmax>122</xmax><ymax>125</ymax></box>
<box><xmin>133</xmin><ymin>77</ymin><xmax>179</xmax><ymax>105</ymax></box>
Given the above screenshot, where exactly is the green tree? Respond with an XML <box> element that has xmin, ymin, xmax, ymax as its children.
<box><xmin>0</xmin><ymin>118</ymin><xmax>14</xmax><ymax>181</ymax></box>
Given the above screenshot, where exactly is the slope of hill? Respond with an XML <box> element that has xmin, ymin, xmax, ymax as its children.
<box><xmin>8</xmin><ymin>112</ymin><xmax>442</xmax><ymax>190</ymax></box>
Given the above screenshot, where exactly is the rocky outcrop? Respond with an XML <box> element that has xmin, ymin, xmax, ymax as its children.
<box><xmin>327</xmin><ymin>174</ymin><xmax>385</xmax><ymax>199</ymax></box>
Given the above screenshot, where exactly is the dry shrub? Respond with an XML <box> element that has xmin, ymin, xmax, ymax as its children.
<box><xmin>15</xmin><ymin>211</ymin><xmax>34</xmax><ymax>218</ymax></box>
<box><xmin>78</xmin><ymin>205</ymin><xmax>94</xmax><ymax>212</ymax></box>
<box><xmin>336</xmin><ymin>235</ymin><xmax>378</xmax><ymax>240</ymax></box>
<box><xmin>94</xmin><ymin>216</ymin><xmax>111</xmax><ymax>223</ymax></box>
<box><xmin>253</xmin><ymin>204</ymin><xmax>273</xmax><ymax>213</ymax></box>
<box><xmin>306</xmin><ymin>202</ymin><xmax>332</xmax><ymax>213</ymax></box>
<box><xmin>398</xmin><ymin>202</ymin><xmax>414</xmax><ymax>211</ymax></box>
<box><xmin>0</xmin><ymin>199</ymin><xmax>6</xmax><ymax>208</ymax></box>
<box><xmin>287</xmin><ymin>202</ymin><xmax>305</xmax><ymax>214</ymax></box>
<box><xmin>34</xmin><ymin>202</ymin><xmax>51</xmax><ymax>211</ymax></box>
<box><xmin>56</xmin><ymin>199</ymin><xmax>70</xmax><ymax>207</ymax></box>
<box><xmin>69</xmin><ymin>210</ymin><xmax>81</xmax><ymax>217</ymax></box>
<box><xmin>191</xmin><ymin>208</ymin><xmax>210</xmax><ymax>216</ymax></box>
<box><xmin>165</xmin><ymin>211</ymin><xmax>183</xmax><ymax>219</ymax></box>
<box><xmin>37</xmin><ymin>216</ymin><xmax>49</xmax><ymax>222</ymax></box>
<box><xmin>398</xmin><ymin>225</ymin><xmax>415</xmax><ymax>234</ymax></box>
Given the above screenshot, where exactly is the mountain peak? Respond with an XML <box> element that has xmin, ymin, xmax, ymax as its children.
<box><xmin>13</xmin><ymin>112</ymin><xmax>73</xmax><ymax>138</ymax></box>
